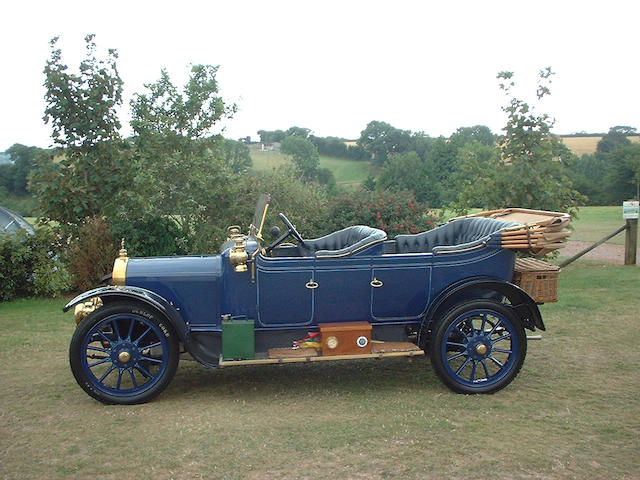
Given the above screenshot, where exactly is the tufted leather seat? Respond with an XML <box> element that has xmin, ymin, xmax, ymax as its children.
<box><xmin>395</xmin><ymin>217</ymin><xmax>520</xmax><ymax>254</ymax></box>
<box><xmin>298</xmin><ymin>225</ymin><xmax>387</xmax><ymax>258</ymax></box>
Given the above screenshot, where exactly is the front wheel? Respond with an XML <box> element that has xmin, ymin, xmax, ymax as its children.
<box><xmin>429</xmin><ymin>300</ymin><xmax>527</xmax><ymax>394</ymax></box>
<box><xmin>69</xmin><ymin>302</ymin><xmax>179</xmax><ymax>404</ymax></box>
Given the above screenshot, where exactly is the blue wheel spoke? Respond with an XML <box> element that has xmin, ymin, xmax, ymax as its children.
<box><xmin>447</xmin><ymin>351</ymin><xmax>467</xmax><ymax>361</ymax></box>
<box><xmin>98</xmin><ymin>364</ymin><xmax>117</xmax><ymax>383</ymax></box>
<box><xmin>470</xmin><ymin>361</ymin><xmax>477</xmax><ymax>382</ymax></box>
<box><xmin>446</xmin><ymin>341</ymin><xmax>467</xmax><ymax>348</ymax></box>
<box><xmin>112</xmin><ymin>320</ymin><xmax>121</xmax><ymax>341</ymax></box>
<box><xmin>480</xmin><ymin>359</ymin><xmax>490</xmax><ymax>379</ymax></box>
<box><xmin>493</xmin><ymin>347</ymin><xmax>512</xmax><ymax>354</ymax></box>
<box><xmin>144</xmin><ymin>341</ymin><xmax>162</xmax><ymax>350</ymax></box>
<box><xmin>97</xmin><ymin>330</ymin><xmax>113</xmax><ymax>346</ymax></box>
<box><xmin>128</xmin><ymin>369</ymin><xmax>138</xmax><ymax>389</ymax></box>
<box><xmin>135</xmin><ymin>364</ymin><xmax>154</xmax><ymax>379</ymax></box>
<box><xmin>141</xmin><ymin>356</ymin><xmax>162</xmax><ymax>364</ymax></box>
<box><xmin>455</xmin><ymin>327</ymin><xmax>471</xmax><ymax>339</ymax></box>
<box><xmin>134</xmin><ymin>327</ymin><xmax>152</xmax><ymax>346</ymax></box>
<box><xmin>455</xmin><ymin>357</ymin><xmax>472</xmax><ymax>375</ymax></box>
<box><xmin>488</xmin><ymin>319</ymin><xmax>503</xmax><ymax>336</ymax></box>
<box><xmin>488</xmin><ymin>355</ymin><xmax>504</xmax><ymax>368</ymax></box>
<box><xmin>87</xmin><ymin>345</ymin><xmax>109</xmax><ymax>353</ymax></box>
<box><xmin>492</xmin><ymin>334</ymin><xmax>511</xmax><ymax>344</ymax></box>
<box><xmin>480</xmin><ymin>314</ymin><xmax>487</xmax><ymax>333</ymax></box>
<box><xmin>116</xmin><ymin>369</ymin><xmax>123</xmax><ymax>389</ymax></box>
<box><xmin>89</xmin><ymin>357</ymin><xmax>111</xmax><ymax>368</ymax></box>
<box><xmin>127</xmin><ymin>318</ymin><xmax>136</xmax><ymax>340</ymax></box>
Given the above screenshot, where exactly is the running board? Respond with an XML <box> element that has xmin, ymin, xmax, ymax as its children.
<box><xmin>219</xmin><ymin>349</ymin><xmax>425</xmax><ymax>367</ymax></box>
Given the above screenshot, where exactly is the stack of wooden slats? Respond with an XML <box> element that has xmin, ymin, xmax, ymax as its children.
<box><xmin>457</xmin><ymin>208</ymin><xmax>572</xmax><ymax>256</ymax></box>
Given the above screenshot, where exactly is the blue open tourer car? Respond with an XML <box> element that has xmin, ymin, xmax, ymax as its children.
<box><xmin>65</xmin><ymin>195</ymin><xmax>555</xmax><ymax>404</ymax></box>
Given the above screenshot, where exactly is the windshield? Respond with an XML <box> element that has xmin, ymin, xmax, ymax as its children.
<box><xmin>249</xmin><ymin>194</ymin><xmax>270</xmax><ymax>240</ymax></box>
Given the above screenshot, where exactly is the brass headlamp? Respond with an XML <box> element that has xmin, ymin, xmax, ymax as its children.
<box><xmin>229</xmin><ymin>236</ymin><xmax>249</xmax><ymax>272</ymax></box>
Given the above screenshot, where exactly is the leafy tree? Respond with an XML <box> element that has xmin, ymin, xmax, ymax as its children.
<box><xmin>358</xmin><ymin>121</ymin><xmax>413</xmax><ymax>164</ymax></box>
<box><xmin>452</xmin><ymin>68</ymin><xmax>583</xmax><ymax>214</ymax></box>
<box><xmin>0</xmin><ymin>144</ymin><xmax>51</xmax><ymax>195</ymax></box>
<box><xmin>280</xmin><ymin>135</ymin><xmax>320</xmax><ymax>179</ymax></box>
<box><xmin>449</xmin><ymin>125</ymin><xmax>495</xmax><ymax>148</ymax></box>
<box><xmin>605</xmin><ymin>143</ymin><xmax>640</xmax><ymax>201</ymax></box>
<box><xmin>222</xmin><ymin>138</ymin><xmax>252</xmax><ymax>173</ymax></box>
<box><xmin>377</xmin><ymin>152</ymin><xmax>427</xmax><ymax>201</ymax></box>
<box><xmin>32</xmin><ymin>35</ymin><xmax>130</xmax><ymax>227</ymax></box>
<box><xmin>130</xmin><ymin>65</ymin><xmax>236</xmax><ymax>251</ymax></box>
<box><xmin>597</xmin><ymin>126</ymin><xmax>635</xmax><ymax>154</ymax></box>
<box><xmin>285</xmin><ymin>126</ymin><xmax>311</xmax><ymax>138</ymax></box>
<box><xmin>257</xmin><ymin>129</ymin><xmax>286</xmax><ymax>144</ymax></box>
<box><xmin>568</xmin><ymin>153</ymin><xmax>609</xmax><ymax>205</ymax></box>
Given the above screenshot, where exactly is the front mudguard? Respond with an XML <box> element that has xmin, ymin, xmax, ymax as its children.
<box><xmin>64</xmin><ymin>286</ymin><xmax>221</xmax><ymax>368</ymax></box>
<box><xmin>63</xmin><ymin>286</ymin><xmax>189</xmax><ymax>342</ymax></box>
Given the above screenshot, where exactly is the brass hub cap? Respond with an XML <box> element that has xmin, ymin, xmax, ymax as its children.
<box><xmin>118</xmin><ymin>351</ymin><xmax>131</xmax><ymax>363</ymax></box>
<box><xmin>475</xmin><ymin>344</ymin><xmax>488</xmax><ymax>356</ymax></box>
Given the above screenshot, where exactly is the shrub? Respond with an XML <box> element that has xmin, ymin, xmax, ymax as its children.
<box><xmin>327</xmin><ymin>189</ymin><xmax>439</xmax><ymax>238</ymax></box>
<box><xmin>67</xmin><ymin>217</ymin><xmax>117</xmax><ymax>291</ymax></box>
<box><xmin>236</xmin><ymin>169</ymin><xmax>330</xmax><ymax>240</ymax></box>
<box><xmin>0</xmin><ymin>227</ymin><xmax>70</xmax><ymax>301</ymax></box>
<box><xmin>109</xmin><ymin>214</ymin><xmax>189</xmax><ymax>257</ymax></box>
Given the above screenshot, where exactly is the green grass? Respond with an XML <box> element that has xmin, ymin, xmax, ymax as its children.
<box><xmin>1</xmin><ymin>263</ymin><xmax>639</xmax><ymax>479</ymax></box>
<box><xmin>250</xmin><ymin>150</ymin><xmax>372</xmax><ymax>185</ymax></box>
<box><xmin>571</xmin><ymin>206</ymin><xmax>628</xmax><ymax>245</ymax></box>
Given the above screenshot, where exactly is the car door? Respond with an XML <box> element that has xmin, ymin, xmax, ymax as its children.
<box><xmin>313</xmin><ymin>256</ymin><xmax>372</xmax><ymax>323</ymax></box>
<box><xmin>256</xmin><ymin>256</ymin><xmax>314</xmax><ymax>326</ymax></box>
<box><xmin>370</xmin><ymin>254</ymin><xmax>432</xmax><ymax>320</ymax></box>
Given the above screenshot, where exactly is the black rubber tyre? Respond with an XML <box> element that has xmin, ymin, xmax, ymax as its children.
<box><xmin>429</xmin><ymin>300</ymin><xmax>527</xmax><ymax>394</ymax></box>
<box><xmin>69</xmin><ymin>302</ymin><xmax>179</xmax><ymax>404</ymax></box>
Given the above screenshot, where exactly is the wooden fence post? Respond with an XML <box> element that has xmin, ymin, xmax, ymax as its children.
<box><xmin>625</xmin><ymin>218</ymin><xmax>638</xmax><ymax>265</ymax></box>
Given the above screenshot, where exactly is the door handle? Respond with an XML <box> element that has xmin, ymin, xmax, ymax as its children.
<box><xmin>371</xmin><ymin>278</ymin><xmax>383</xmax><ymax>288</ymax></box>
<box><xmin>306</xmin><ymin>280</ymin><xmax>319</xmax><ymax>289</ymax></box>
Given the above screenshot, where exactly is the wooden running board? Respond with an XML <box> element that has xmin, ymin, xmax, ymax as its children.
<box><xmin>219</xmin><ymin>347</ymin><xmax>425</xmax><ymax>367</ymax></box>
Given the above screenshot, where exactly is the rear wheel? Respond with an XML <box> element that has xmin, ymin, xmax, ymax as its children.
<box><xmin>69</xmin><ymin>302</ymin><xmax>179</xmax><ymax>404</ymax></box>
<box><xmin>429</xmin><ymin>300</ymin><xmax>526</xmax><ymax>394</ymax></box>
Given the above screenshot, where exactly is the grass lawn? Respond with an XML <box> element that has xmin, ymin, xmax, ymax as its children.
<box><xmin>250</xmin><ymin>150</ymin><xmax>372</xmax><ymax>186</ymax></box>
<box><xmin>1</xmin><ymin>263</ymin><xmax>638</xmax><ymax>479</ymax></box>
<box><xmin>571</xmin><ymin>206</ymin><xmax>628</xmax><ymax>245</ymax></box>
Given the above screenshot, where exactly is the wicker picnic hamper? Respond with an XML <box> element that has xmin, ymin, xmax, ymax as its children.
<box><xmin>513</xmin><ymin>257</ymin><xmax>560</xmax><ymax>303</ymax></box>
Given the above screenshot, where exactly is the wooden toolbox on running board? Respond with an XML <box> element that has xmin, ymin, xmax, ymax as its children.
<box><xmin>318</xmin><ymin>321</ymin><xmax>372</xmax><ymax>356</ymax></box>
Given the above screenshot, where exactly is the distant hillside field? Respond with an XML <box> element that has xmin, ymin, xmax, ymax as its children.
<box><xmin>250</xmin><ymin>150</ymin><xmax>372</xmax><ymax>186</ymax></box>
<box><xmin>560</xmin><ymin>135</ymin><xmax>640</xmax><ymax>156</ymax></box>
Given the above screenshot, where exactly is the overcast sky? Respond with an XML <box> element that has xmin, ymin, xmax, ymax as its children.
<box><xmin>1</xmin><ymin>0</ymin><xmax>638</xmax><ymax>151</ymax></box>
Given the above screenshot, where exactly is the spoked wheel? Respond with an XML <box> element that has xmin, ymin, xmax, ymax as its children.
<box><xmin>429</xmin><ymin>300</ymin><xmax>527</xmax><ymax>394</ymax></box>
<box><xmin>69</xmin><ymin>302</ymin><xmax>179</xmax><ymax>404</ymax></box>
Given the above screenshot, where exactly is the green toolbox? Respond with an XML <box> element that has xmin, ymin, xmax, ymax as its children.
<box><xmin>222</xmin><ymin>316</ymin><xmax>255</xmax><ymax>360</ymax></box>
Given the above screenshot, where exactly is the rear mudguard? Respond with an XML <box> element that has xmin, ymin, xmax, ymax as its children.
<box><xmin>417</xmin><ymin>277</ymin><xmax>544</xmax><ymax>348</ymax></box>
<box><xmin>63</xmin><ymin>286</ymin><xmax>219</xmax><ymax>367</ymax></box>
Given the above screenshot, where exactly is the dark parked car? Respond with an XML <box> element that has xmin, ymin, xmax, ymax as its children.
<box><xmin>65</xmin><ymin>195</ymin><xmax>554</xmax><ymax>404</ymax></box>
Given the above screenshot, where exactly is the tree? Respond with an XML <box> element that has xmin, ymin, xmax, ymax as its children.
<box><xmin>452</xmin><ymin>68</ymin><xmax>583</xmax><ymax>214</ymax></box>
<box><xmin>0</xmin><ymin>144</ymin><xmax>51</xmax><ymax>195</ymax></box>
<box><xmin>280</xmin><ymin>135</ymin><xmax>319</xmax><ymax>179</ymax></box>
<box><xmin>222</xmin><ymin>138</ymin><xmax>252</xmax><ymax>173</ymax></box>
<box><xmin>605</xmin><ymin>143</ymin><xmax>640</xmax><ymax>201</ymax></box>
<box><xmin>449</xmin><ymin>125</ymin><xmax>495</xmax><ymax>148</ymax></box>
<box><xmin>358</xmin><ymin>121</ymin><xmax>413</xmax><ymax>164</ymax></box>
<box><xmin>597</xmin><ymin>126</ymin><xmax>635</xmax><ymax>154</ymax></box>
<box><xmin>377</xmin><ymin>152</ymin><xmax>428</xmax><ymax>201</ymax></box>
<box><xmin>130</xmin><ymin>65</ymin><xmax>236</xmax><ymax>251</ymax></box>
<box><xmin>285</xmin><ymin>126</ymin><xmax>311</xmax><ymax>138</ymax></box>
<box><xmin>32</xmin><ymin>35</ymin><xmax>130</xmax><ymax>227</ymax></box>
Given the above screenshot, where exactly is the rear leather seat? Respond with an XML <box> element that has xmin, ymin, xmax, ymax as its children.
<box><xmin>395</xmin><ymin>217</ymin><xmax>520</xmax><ymax>254</ymax></box>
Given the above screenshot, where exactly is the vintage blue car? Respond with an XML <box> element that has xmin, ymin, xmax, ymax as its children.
<box><xmin>65</xmin><ymin>195</ymin><xmax>555</xmax><ymax>404</ymax></box>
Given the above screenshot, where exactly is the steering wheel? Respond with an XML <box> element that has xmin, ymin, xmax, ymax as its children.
<box><xmin>265</xmin><ymin>213</ymin><xmax>306</xmax><ymax>254</ymax></box>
